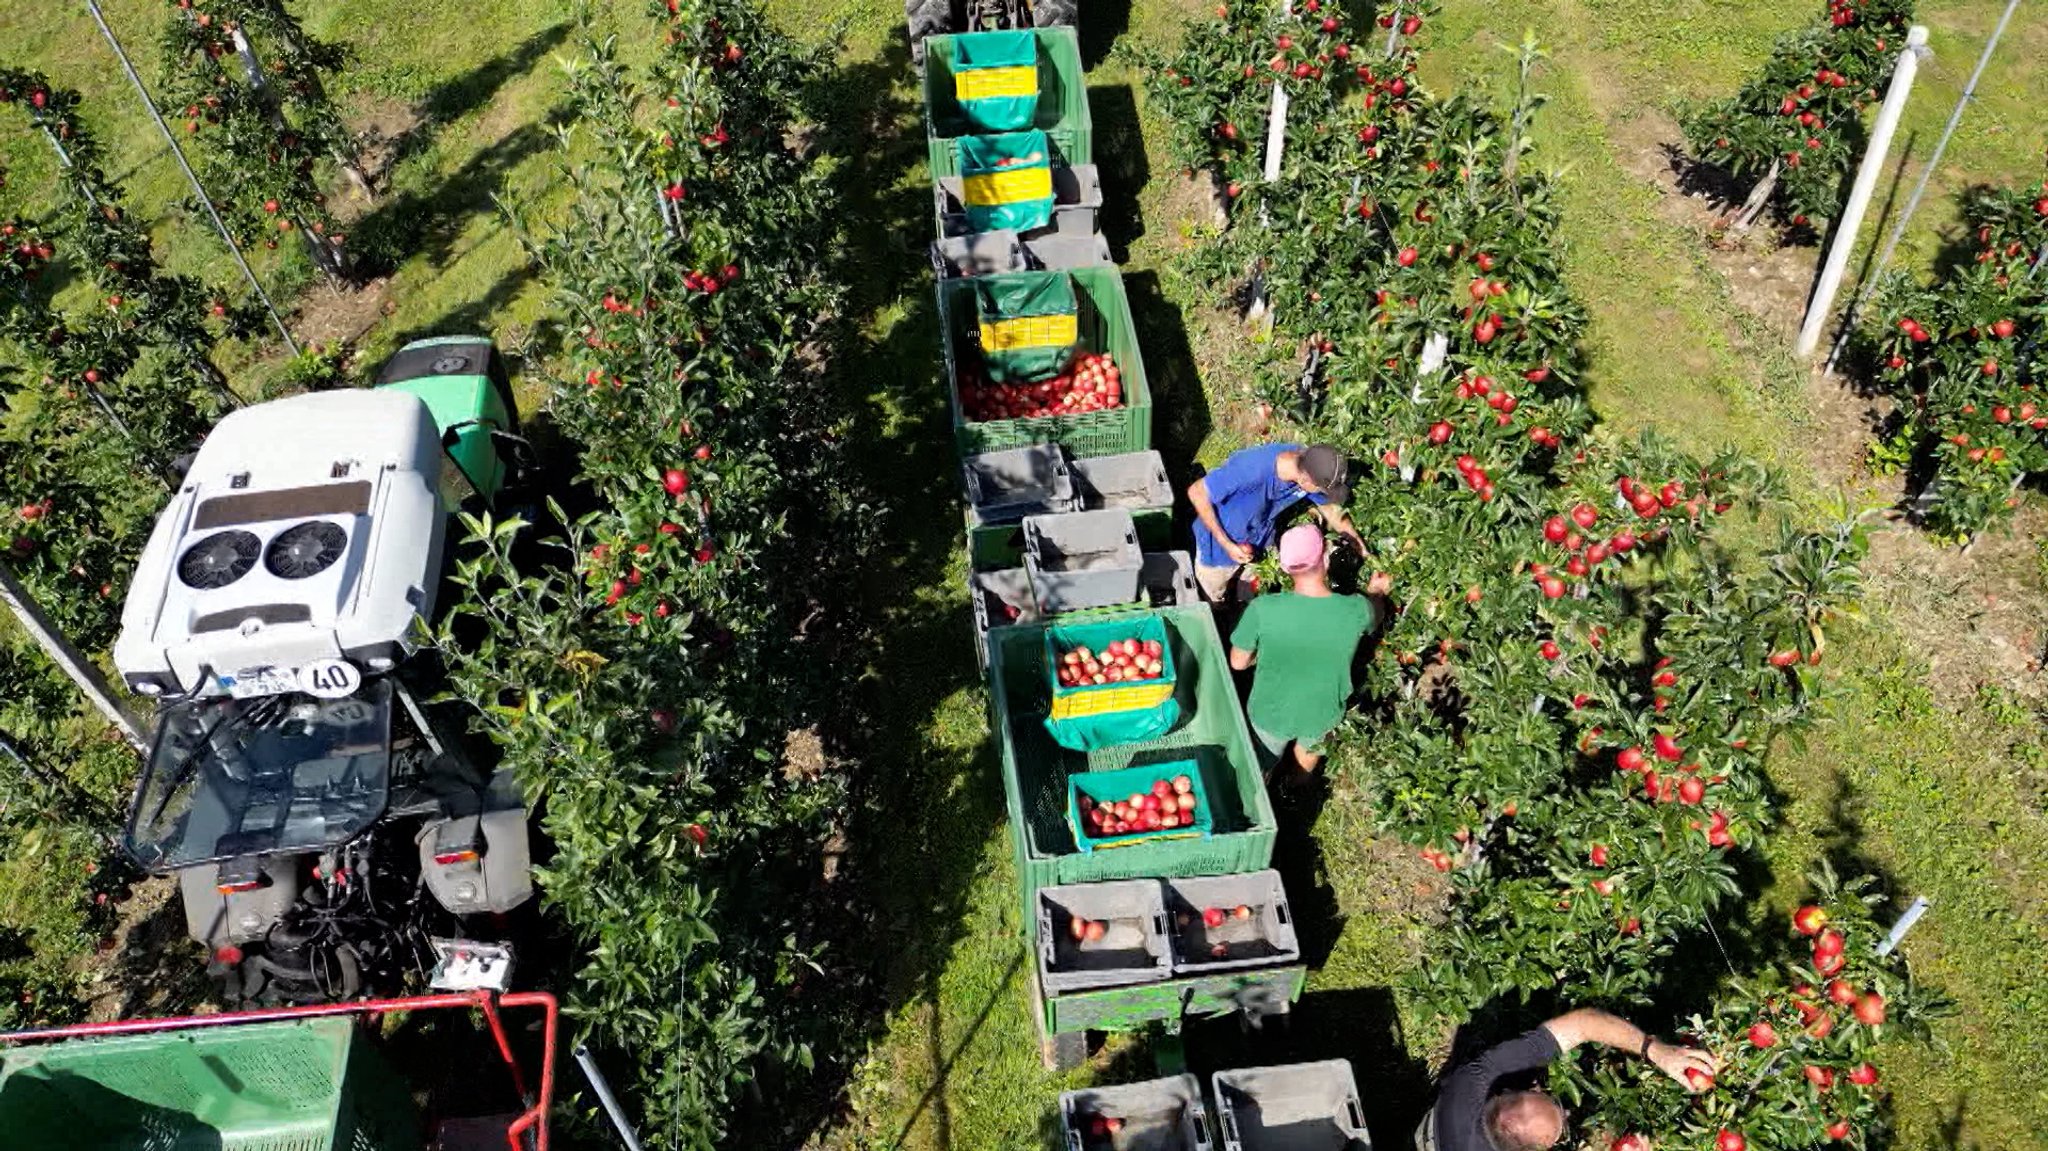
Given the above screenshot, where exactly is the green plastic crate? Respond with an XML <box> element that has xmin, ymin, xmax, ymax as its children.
<box><xmin>925</xmin><ymin>27</ymin><xmax>1092</xmax><ymax>176</ymax></box>
<box><xmin>989</xmin><ymin>604</ymin><xmax>1276</xmax><ymax>929</ymax></box>
<box><xmin>939</xmin><ymin>267</ymin><xmax>1153</xmax><ymax>459</ymax></box>
<box><xmin>0</xmin><ymin>1017</ymin><xmax>420</xmax><ymax>1151</ymax></box>
<box><xmin>1045</xmin><ymin>614</ymin><xmax>1180</xmax><ymax>751</ymax></box>
<box><xmin>1040</xmin><ymin>963</ymin><xmax>1306</xmax><ymax>1034</ymax></box>
<box><xmin>1069</xmin><ymin>759</ymin><xmax>1209</xmax><ymax>850</ymax></box>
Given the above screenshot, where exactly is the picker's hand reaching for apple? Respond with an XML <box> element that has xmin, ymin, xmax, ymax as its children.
<box><xmin>1222</xmin><ymin>538</ymin><xmax>1254</xmax><ymax>565</ymax></box>
<box><xmin>1651</xmin><ymin>1041</ymin><xmax>1722</xmax><ymax>1091</ymax></box>
<box><xmin>1366</xmin><ymin>570</ymin><xmax>1394</xmax><ymax>597</ymax></box>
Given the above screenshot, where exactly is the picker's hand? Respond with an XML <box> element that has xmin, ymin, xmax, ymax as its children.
<box><xmin>1650</xmin><ymin>1041</ymin><xmax>1721</xmax><ymax>1092</ymax></box>
<box><xmin>1223</xmin><ymin>539</ymin><xmax>1255</xmax><ymax>565</ymax></box>
<box><xmin>1366</xmin><ymin>571</ymin><xmax>1394</xmax><ymax>597</ymax></box>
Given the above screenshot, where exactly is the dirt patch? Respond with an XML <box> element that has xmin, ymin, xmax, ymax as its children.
<box><xmin>344</xmin><ymin>94</ymin><xmax>428</xmax><ymax>198</ymax></box>
<box><xmin>82</xmin><ymin>876</ymin><xmax>214</xmax><ymax>1022</ymax></box>
<box><xmin>1864</xmin><ymin>507</ymin><xmax>2048</xmax><ymax>703</ymax></box>
<box><xmin>1155</xmin><ymin>166</ymin><xmax>1229</xmax><ymax>247</ymax></box>
<box><xmin>288</xmin><ymin>276</ymin><xmax>396</xmax><ymax>352</ymax></box>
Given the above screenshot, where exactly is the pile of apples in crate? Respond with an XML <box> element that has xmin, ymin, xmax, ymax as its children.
<box><xmin>960</xmin><ymin>351</ymin><xmax>1123</xmax><ymax>421</ymax></box>
<box><xmin>1064</xmin><ymin>915</ymin><xmax>1110</xmax><ymax>942</ymax></box>
<box><xmin>1181</xmin><ymin>905</ymin><xmax>1253</xmax><ymax>930</ymax></box>
<box><xmin>1055</xmin><ymin>635</ymin><xmax>1165</xmax><ymax>686</ymax></box>
<box><xmin>1078</xmin><ymin>774</ymin><xmax>1201</xmax><ymax>836</ymax></box>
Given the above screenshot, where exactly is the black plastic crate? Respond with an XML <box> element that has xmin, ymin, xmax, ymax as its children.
<box><xmin>1036</xmin><ymin>878</ymin><xmax>1172</xmax><ymax>994</ymax></box>
<box><xmin>1212</xmin><ymin>1062</ymin><xmax>1369</xmax><ymax>1151</ymax></box>
<box><xmin>1059</xmin><ymin>1074</ymin><xmax>1213</xmax><ymax>1151</ymax></box>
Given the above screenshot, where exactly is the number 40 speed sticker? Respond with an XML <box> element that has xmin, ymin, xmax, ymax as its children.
<box><xmin>299</xmin><ymin>659</ymin><xmax>363</xmax><ymax>699</ymax></box>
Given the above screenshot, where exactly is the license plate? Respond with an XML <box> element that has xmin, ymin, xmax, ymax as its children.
<box><xmin>224</xmin><ymin>666</ymin><xmax>298</xmax><ymax>698</ymax></box>
<box><xmin>430</xmin><ymin>939</ymin><xmax>515</xmax><ymax>992</ymax></box>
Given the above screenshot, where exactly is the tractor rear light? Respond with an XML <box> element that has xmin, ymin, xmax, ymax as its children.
<box><xmin>213</xmin><ymin>945</ymin><xmax>244</xmax><ymax>967</ymax></box>
<box><xmin>216</xmin><ymin>879</ymin><xmax>265</xmax><ymax>894</ymax></box>
<box><xmin>433</xmin><ymin>849</ymin><xmax>480</xmax><ymax>866</ymax></box>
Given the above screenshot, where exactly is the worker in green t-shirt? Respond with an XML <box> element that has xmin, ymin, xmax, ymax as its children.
<box><xmin>1229</xmin><ymin>524</ymin><xmax>1390</xmax><ymax>775</ymax></box>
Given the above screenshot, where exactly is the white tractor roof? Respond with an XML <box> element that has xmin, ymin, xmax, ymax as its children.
<box><xmin>113</xmin><ymin>389</ymin><xmax>450</xmax><ymax>698</ymax></box>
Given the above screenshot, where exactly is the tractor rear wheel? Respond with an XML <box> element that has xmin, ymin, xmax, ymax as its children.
<box><xmin>1029</xmin><ymin>0</ymin><xmax>1077</xmax><ymax>28</ymax></box>
<box><xmin>905</xmin><ymin>0</ymin><xmax>953</xmax><ymax>65</ymax></box>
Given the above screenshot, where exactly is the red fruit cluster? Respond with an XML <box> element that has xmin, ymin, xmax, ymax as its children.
<box><xmin>1618</xmin><ymin>473</ymin><xmax>1714</xmax><ymax>521</ymax></box>
<box><xmin>1078</xmin><ymin>775</ymin><xmax>1199</xmax><ymax>837</ymax></box>
<box><xmin>1449</xmin><ymin>371</ymin><xmax>1522</xmax><ymax>429</ymax></box>
<box><xmin>1055</xmin><ymin>636</ymin><xmax>1166</xmax><ymax>687</ymax></box>
<box><xmin>1067</xmin><ymin>916</ymin><xmax>1108</xmax><ymax>943</ymax></box>
<box><xmin>682</xmin><ymin>264</ymin><xmax>737</xmax><ymax>293</ymax></box>
<box><xmin>961</xmin><ymin>352</ymin><xmax>1123</xmax><ymax>421</ymax></box>
<box><xmin>1812</xmin><ymin>927</ymin><xmax>1847</xmax><ymax>975</ymax></box>
<box><xmin>1453</xmin><ymin>454</ymin><xmax>1494</xmax><ymax>501</ymax></box>
<box><xmin>1082</xmin><ymin>1113</ymin><xmax>1126</xmax><ymax>1141</ymax></box>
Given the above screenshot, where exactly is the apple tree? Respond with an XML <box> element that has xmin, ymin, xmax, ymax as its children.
<box><xmin>1681</xmin><ymin>0</ymin><xmax>1916</xmax><ymax>233</ymax></box>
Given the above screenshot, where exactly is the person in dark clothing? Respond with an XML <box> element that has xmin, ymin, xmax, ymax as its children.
<box><xmin>1418</xmin><ymin>1008</ymin><xmax>1719</xmax><ymax>1151</ymax></box>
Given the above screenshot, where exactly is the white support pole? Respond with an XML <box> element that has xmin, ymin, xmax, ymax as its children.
<box><xmin>1823</xmin><ymin>0</ymin><xmax>2021</xmax><ymax>374</ymax></box>
<box><xmin>0</xmin><ymin>562</ymin><xmax>148</xmax><ymax>751</ymax></box>
<box><xmin>1261</xmin><ymin>82</ymin><xmax>1290</xmax><ymax>183</ymax></box>
<box><xmin>1795</xmin><ymin>26</ymin><xmax>1929</xmax><ymax>357</ymax></box>
<box><xmin>1247</xmin><ymin>0</ymin><xmax>1293</xmax><ymax>325</ymax></box>
<box><xmin>1876</xmin><ymin>896</ymin><xmax>1929</xmax><ymax>957</ymax></box>
<box><xmin>1263</xmin><ymin>0</ymin><xmax>1293</xmax><ymax>182</ymax></box>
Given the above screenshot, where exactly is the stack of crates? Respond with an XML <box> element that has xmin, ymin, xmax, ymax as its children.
<box><xmin>924</xmin><ymin>27</ymin><xmax>1110</xmax><ymax>277</ymax></box>
<box><xmin>916</xmin><ymin>26</ymin><xmax>1305</xmax><ymax>1071</ymax></box>
<box><xmin>1057</xmin><ymin>1062</ymin><xmax>1372</xmax><ymax>1151</ymax></box>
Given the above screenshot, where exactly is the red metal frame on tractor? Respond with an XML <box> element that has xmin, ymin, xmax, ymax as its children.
<box><xmin>0</xmin><ymin>989</ymin><xmax>558</xmax><ymax>1151</ymax></box>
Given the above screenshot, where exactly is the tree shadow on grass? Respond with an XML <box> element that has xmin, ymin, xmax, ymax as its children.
<box><xmin>1088</xmin><ymin>83</ymin><xmax>1147</xmax><ymax>263</ymax></box>
<box><xmin>1266</xmin><ymin>771</ymin><xmax>1346</xmax><ymax>972</ymax></box>
<box><xmin>357</xmin><ymin>22</ymin><xmax>575</xmax><ymax>186</ymax></box>
<box><xmin>1122</xmin><ymin>269</ymin><xmax>1208</xmax><ymax>544</ymax></box>
<box><xmin>378</xmin><ymin>260</ymin><xmax>541</xmax><ymax>352</ymax></box>
<box><xmin>724</xmin><ymin>31</ymin><xmax>1024</xmax><ymax>1151</ymax></box>
<box><xmin>346</xmin><ymin>119</ymin><xmax>560</xmax><ymax>281</ymax></box>
<box><xmin>1077</xmin><ymin>0</ymin><xmax>1132</xmax><ymax>68</ymax></box>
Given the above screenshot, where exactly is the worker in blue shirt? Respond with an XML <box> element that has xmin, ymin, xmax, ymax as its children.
<box><xmin>1187</xmin><ymin>442</ymin><xmax>1365</xmax><ymax>602</ymax></box>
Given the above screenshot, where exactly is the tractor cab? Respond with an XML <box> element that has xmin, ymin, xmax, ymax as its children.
<box><xmin>110</xmin><ymin>336</ymin><xmax>538</xmax><ymax>1002</ymax></box>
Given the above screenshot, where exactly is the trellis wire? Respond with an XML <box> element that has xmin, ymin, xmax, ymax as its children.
<box><xmin>83</xmin><ymin>0</ymin><xmax>299</xmax><ymax>357</ymax></box>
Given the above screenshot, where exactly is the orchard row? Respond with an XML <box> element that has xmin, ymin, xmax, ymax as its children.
<box><xmin>1139</xmin><ymin>3</ymin><xmax>1931</xmax><ymax>1148</ymax></box>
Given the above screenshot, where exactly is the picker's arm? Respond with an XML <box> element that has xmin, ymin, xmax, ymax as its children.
<box><xmin>1188</xmin><ymin>477</ymin><xmax>1253</xmax><ymax>565</ymax></box>
<box><xmin>1542</xmin><ymin>1008</ymin><xmax>1720</xmax><ymax>1090</ymax></box>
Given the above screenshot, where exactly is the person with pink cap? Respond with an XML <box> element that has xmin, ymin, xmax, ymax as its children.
<box><xmin>1227</xmin><ymin>523</ymin><xmax>1391</xmax><ymax>775</ymax></box>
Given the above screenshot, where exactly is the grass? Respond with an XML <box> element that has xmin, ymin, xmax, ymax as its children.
<box><xmin>1</xmin><ymin>0</ymin><xmax>2046</xmax><ymax>1148</ymax></box>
